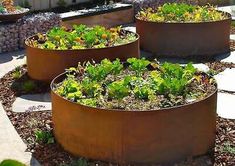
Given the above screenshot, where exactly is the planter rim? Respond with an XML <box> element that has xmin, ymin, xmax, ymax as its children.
<box><xmin>51</xmin><ymin>72</ymin><xmax>218</xmax><ymax>113</ymax></box>
<box><xmin>0</xmin><ymin>8</ymin><xmax>29</xmax><ymax>16</ymax></box>
<box><xmin>135</xmin><ymin>10</ymin><xmax>231</xmax><ymax>24</ymax></box>
<box><xmin>25</xmin><ymin>30</ymin><xmax>139</xmax><ymax>52</ymax></box>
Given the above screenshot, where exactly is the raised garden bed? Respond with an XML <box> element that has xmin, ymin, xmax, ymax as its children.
<box><xmin>60</xmin><ymin>3</ymin><xmax>134</xmax><ymax>28</ymax></box>
<box><xmin>136</xmin><ymin>3</ymin><xmax>231</xmax><ymax>59</ymax></box>
<box><xmin>0</xmin><ymin>0</ymin><xmax>29</xmax><ymax>22</ymax></box>
<box><xmin>51</xmin><ymin>58</ymin><xmax>217</xmax><ymax>164</ymax></box>
<box><xmin>25</xmin><ymin>25</ymin><xmax>139</xmax><ymax>82</ymax></box>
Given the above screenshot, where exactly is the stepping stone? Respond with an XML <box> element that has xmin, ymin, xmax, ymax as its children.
<box><xmin>220</xmin><ymin>51</ymin><xmax>235</xmax><ymax>63</ymax></box>
<box><xmin>0</xmin><ymin>105</ymin><xmax>40</xmax><ymax>165</ymax></box>
<box><xmin>122</xmin><ymin>23</ymin><xmax>136</xmax><ymax>33</ymax></box>
<box><xmin>214</xmin><ymin>68</ymin><xmax>235</xmax><ymax>92</ymax></box>
<box><xmin>0</xmin><ymin>50</ymin><xmax>26</xmax><ymax>78</ymax></box>
<box><xmin>230</xmin><ymin>34</ymin><xmax>235</xmax><ymax>40</ymax></box>
<box><xmin>217</xmin><ymin>6</ymin><xmax>235</xmax><ymax>20</ymax></box>
<box><xmin>12</xmin><ymin>93</ymin><xmax>51</xmax><ymax>113</ymax></box>
<box><xmin>192</xmin><ymin>64</ymin><xmax>210</xmax><ymax>72</ymax></box>
<box><xmin>217</xmin><ymin>92</ymin><xmax>235</xmax><ymax>119</ymax></box>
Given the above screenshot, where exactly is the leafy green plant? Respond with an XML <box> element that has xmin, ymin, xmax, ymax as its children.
<box><xmin>137</xmin><ymin>3</ymin><xmax>227</xmax><ymax>23</ymax></box>
<box><xmin>222</xmin><ymin>142</ymin><xmax>235</xmax><ymax>154</ymax></box>
<box><xmin>61</xmin><ymin>158</ymin><xmax>88</xmax><ymax>166</ymax></box>
<box><xmin>54</xmin><ymin>58</ymin><xmax>216</xmax><ymax>110</ymax></box>
<box><xmin>85</xmin><ymin>59</ymin><xmax>123</xmax><ymax>81</ymax></box>
<box><xmin>34</xmin><ymin>130</ymin><xmax>54</xmax><ymax>144</ymax></box>
<box><xmin>12</xmin><ymin>66</ymin><xmax>22</xmax><ymax>79</ymax></box>
<box><xmin>22</xmin><ymin>80</ymin><xmax>36</xmax><ymax>92</ymax></box>
<box><xmin>127</xmin><ymin>58</ymin><xmax>150</xmax><ymax>76</ymax></box>
<box><xmin>107</xmin><ymin>76</ymin><xmax>130</xmax><ymax>100</ymax></box>
<box><xmin>150</xmin><ymin>63</ymin><xmax>196</xmax><ymax>95</ymax></box>
<box><xmin>81</xmin><ymin>78</ymin><xmax>102</xmax><ymax>98</ymax></box>
<box><xmin>0</xmin><ymin>5</ymin><xmax>5</xmax><ymax>13</ymax></box>
<box><xmin>29</xmin><ymin>25</ymin><xmax>137</xmax><ymax>50</ymax></box>
<box><xmin>0</xmin><ymin>160</ymin><xmax>25</xmax><ymax>166</ymax></box>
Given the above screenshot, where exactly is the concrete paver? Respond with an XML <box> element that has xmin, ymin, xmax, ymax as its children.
<box><xmin>12</xmin><ymin>93</ymin><xmax>51</xmax><ymax>113</ymax></box>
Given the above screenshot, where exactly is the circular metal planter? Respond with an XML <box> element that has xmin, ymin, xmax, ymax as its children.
<box><xmin>25</xmin><ymin>31</ymin><xmax>140</xmax><ymax>82</ymax></box>
<box><xmin>51</xmin><ymin>73</ymin><xmax>217</xmax><ymax>165</ymax></box>
<box><xmin>0</xmin><ymin>9</ymin><xmax>29</xmax><ymax>22</ymax></box>
<box><xmin>136</xmin><ymin>12</ymin><xmax>231</xmax><ymax>59</ymax></box>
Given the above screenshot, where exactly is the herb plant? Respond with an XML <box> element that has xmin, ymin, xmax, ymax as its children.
<box><xmin>136</xmin><ymin>3</ymin><xmax>228</xmax><ymax>23</ymax></box>
<box><xmin>54</xmin><ymin>58</ymin><xmax>216</xmax><ymax>111</ymax></box>
<box><xmin>27</xmin><ymin>25</ymin><xmax>137</xmax><ymax>50</ymax></box>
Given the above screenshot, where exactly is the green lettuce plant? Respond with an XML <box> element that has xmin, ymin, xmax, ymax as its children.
<box><xmin>137</xmin><ymin>3</ymin><xmax>228</xmax><ymax>23</ymax></box>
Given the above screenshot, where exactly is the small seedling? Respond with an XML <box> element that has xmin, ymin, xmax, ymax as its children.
<box><xmin>34</xmin><ymin>130</ymin><xmax>54</xmax><ymax>144</ymax></box>
<box><xmin>22</xmin><ymin>80</ymin><xmax>36</xmax><ymax>92</ymax></box>
<box><xmin>12</xmin><ymin>66</ymin><xmax>22</xmax><ymax>79</ymax></box>
<box><xmin>70</xmin><ymin>158</ymin><xmax>88</xmax><ymax>166</ymax></box>
<box><xmin>222</xmin><ymin>142</ymin><xmax>235</xmax><ymax>154</ymax></box>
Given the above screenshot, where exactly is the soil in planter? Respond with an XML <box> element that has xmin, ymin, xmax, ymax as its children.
<box><xmin>53</xmin><ymin>58</ymin><xmax>217</xmax><ymax>111</ymax></box>
<box><xmin>26</xmin><ymin>25</ymin><xmax>137</xmax><ymax>50</ymax></box>
<box><xmin>0</xmin><ymin>66</ymin><xmax>235</xmax><ymax>165</ymax></box>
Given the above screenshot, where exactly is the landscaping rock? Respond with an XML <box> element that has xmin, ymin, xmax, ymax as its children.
<box><xmin>123</xmin><ymin>23</ymin><xmax>136</xmax><ymax>33</ymax></box>
<box><xmin>230</xmin><ymin>34</ymin><xmax>235</xmax><ymax>40</ymax></box>
<box><xmin>0</xmin><ymin>13</ymin><xmax>61</xmax><ymax>53</ymax></box>
<box><xmin>12</xmin><ymin>93</ymin><xmax>51</xmax><ymax>113</ymax></box>
<box><xmin>0</xmin><ymin>50</ymin><xmax>26</xmax><ymax>78</ymax></box>
<box><xmin>217</xmin><ymin>92</ymin><xmax>235</xmax><ymax>119</ymax></box>
<box><xmin>18</xmin><ymin>13</ymin><xmax>61</xmax><ymax>48</ymax></box>
<box><xmin>214</xmin><ymin>68</ymin><xmax>235</xmax><ymax>92</ymax></box>
<box><xmin>193</xmin><ymin>64</ymin><xmax>210</xmax><ymax>72</ymax></box>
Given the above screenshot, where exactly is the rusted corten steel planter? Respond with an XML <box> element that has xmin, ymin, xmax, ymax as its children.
<box><xmin>136</xmin><ymin>12</ymin><xmax>231</xmax><ymax>59</ymax></box>
<box><xmin>25</xmin><ymin>31</ymin><xmax>139</xmax><ymax>82</ymax></box>
<box><xmin>0</xmin><ymin>10</ymin><xmax>29</xmax><ymax>22</ymax></box>
<box><xmin>51</xmin><ymin>73</ymin><xmax>217</xmax><ymax>165</ymax></box>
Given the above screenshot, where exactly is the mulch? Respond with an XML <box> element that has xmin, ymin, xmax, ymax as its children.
<box><xmin>231</xmin><ymin>26</ymin><xmax>235</xmax><ymax>35</ymax></box>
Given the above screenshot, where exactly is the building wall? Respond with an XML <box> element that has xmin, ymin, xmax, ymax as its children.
<box><xmin>14</xmin><ymin>0</ymin><xmax>92</xmax><ymax>11</ymax></box>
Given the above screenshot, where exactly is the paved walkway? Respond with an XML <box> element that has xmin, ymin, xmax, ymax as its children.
<box><xmin>0</xmin><ymin>50</ymin><xmax>40</xmax><ymax>165</ymax></box>
<box><xmin>1</xmin><ymin>38</ymin><xmax>235</xmax><ymax>165</ymax></box>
